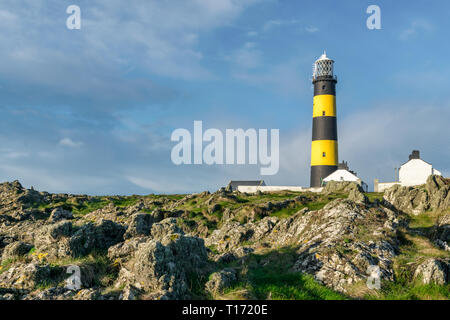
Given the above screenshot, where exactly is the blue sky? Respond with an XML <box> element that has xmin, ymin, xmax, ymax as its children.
<box><xmin>0</xmin><ymin>0</ymin><xmax>449</xmax><ymax>194</ymax></box>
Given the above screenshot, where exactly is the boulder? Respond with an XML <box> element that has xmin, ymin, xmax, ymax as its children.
<box><xmin>1</xmin><ymin>242</ymin><xmax>33</xmax><ymax>263</ymax></box>
<box><xmin>348</xmin><ymin>187</ymin><xmax>369</xmax><ymax>204</ymax></box>
<box><xmin>0</xmin><ymin>262</ymin><xmax>52</xmax><ymax>290</ymax></box>
<box><xmin>205</xmin><ymin>268</ymin><xmax>237</xmax><ymax>294</ymax></box>
<box><xmin>49</xmin><ymin>208</ymin><xmax>73</xmax><ymax>222</ymax></box>
<box><xmin>432</xmin><ymin>213</ymin><xmax>450</xmax><ymax>243</ymax></box>
<box><xmin>69</xmin><ymin>220</ymin><xmax>126</xmax><ymax>257</ymax></box>
<box><xmin>383</xmin><ymin>175</ymin><xmax>449</xmax><ymax>215</ymax></box>
<box><xmin>119</xmin><ymin>285</ymin><xmax>141</xmax><ymax>300</ymax></box>
<box><xmin>107</xmin><ymin>237</ymin><xmax>148</xmax><ymax>264</ymax></box>
<box><xmin>124</xmin><ymin>213</ymin><xmax>154</xmax><ymax>239</ymax></box>
<box><xmin>33</xmin><ymin>221</ymin><xmax>74</xmax><ymax>258</ymax></box>
<box><xmin>323</xmin><ymin>181</ymin><xmax>364</xmax><ymax>194</ymax></box>
<box><xmin>150</xmin><ymin>218</ymin><xmax>183</xmax><ymax>240</ymax></box>
<box><xmin>124</xmin><ymin>231</ymin><xmax>208</xmax><ymax>299</ymax></box>
<box><xmin>414</xmin><ymin>258</ymin><xmax>449</xmax><ymax>285</ymax></box>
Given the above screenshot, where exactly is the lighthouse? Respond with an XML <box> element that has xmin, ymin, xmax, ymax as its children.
<box><xmin>310</xmin><ymin>52</ymin><xmax>338</xmax><ymax>187</ymax></box>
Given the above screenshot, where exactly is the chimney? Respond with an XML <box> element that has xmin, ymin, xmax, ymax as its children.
<box><xmin>409</xmin><ymin>150</ymin><xmax>420</xmax><ymax>160</ymax></box>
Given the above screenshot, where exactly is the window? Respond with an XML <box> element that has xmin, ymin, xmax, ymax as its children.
<box><xmin>322</xmin><ymin>152</ymin><xmax>326</xmax><ymax>157</ymax></box>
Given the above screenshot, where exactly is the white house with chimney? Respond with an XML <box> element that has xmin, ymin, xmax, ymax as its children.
<box><xmin>374</xmin><ymin>150</ymin><xmax>442</xmax><ymax>192</ymax></box>
<box><xmin>322</xmin><ymin>161</ymin><xmax>368</xmax><ymax>192</ymax></box>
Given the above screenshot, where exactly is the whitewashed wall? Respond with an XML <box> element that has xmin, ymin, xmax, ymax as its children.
<box><xmin>323</xmin><ymin>169</ymin><xmax>359</xmax><ymax>182</ymax></box>
<box><xmin>375</xmin><ymin>182</ymin><xmax>401</xmax><ymax>192</ymax></box>
<box><xmin>237</xmin><ymin>186</ymin><xmax>323</xmax><ymax>193</ymax></box>
<box><xmin>399</xmin><ymin>159</ymin><xmax>437</xmax><ymax>187</ymax></box>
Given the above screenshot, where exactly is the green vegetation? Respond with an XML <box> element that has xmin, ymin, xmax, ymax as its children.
<box><xmin>0</xmin><ymin>258</ymin><xmax>16</xmax><ymax>274</ymax></box>
<box><xmin>248</xmin><ymin>268</ymin><xmax>346</xmax><ymax>300</ymax></box>
<box><xmin>365</xmin><ymin>192</ymin><xmax>384</xmax><ymax>203</ymax></box>
<box><xmin>348</xmin><ymin>222</ymin><xmax>450</xmax><ymax>300</ymax></box>
<box><xmin>48</xmin><ymin>251</ymin><xmax>119</xmax><ymax>288</ymax></box>
<box><xmin>268</xmin><ymin>193</ymin><xmax>347</xmax><ymax>219</ymax></box>
<box><xmin>5</xmin><ymin>181</ymin><xmax>449</xmax><ymax>300</ymax></box>
<box><xmin>111</xmin><ymin>196</ymin><xmax>140</xmax><ymax>208</ymax></box>
<box><xmin>215</xmin><ymin>247</ymin><xmax>346</xmax><ymax>300</ymax></box>
<box><xmin>409</xmin><ymin>212</ymin><xmax>437</xmax><ymax>230</ymax></box>
<box><xmin>34</xmin><ymin>198</ymin><xmax>110</xmax><ymax>216</ymax></box>
<box><xmin>366</xmin><ymin>277</ymin><xmax>450</xmax><ymax>300</ymax></box>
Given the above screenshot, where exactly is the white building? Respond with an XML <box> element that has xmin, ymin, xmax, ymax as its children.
<box><xmin>374</xmin><ymin>150</ymin><xmax>442</xmax><ymax>192</ymax></box>
<box><xmin>322</xmin><ymin>161</ymin><xmax>368</xmax><ymax>192</ymax></box>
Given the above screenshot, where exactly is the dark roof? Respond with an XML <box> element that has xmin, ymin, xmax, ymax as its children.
<box><xmin>338</xmin><ymin>160</ymin><xmax>357</xmax><ymax>176</ymax></box>
<box><xmin>227</xmin><ymin>180</ymin><xmax>266</xmax><ymax>190</ymax></box>
<box><xmin>400</xmin><ymin>150</ymin><xmax>432</xmax><ymax>167</ymax></box>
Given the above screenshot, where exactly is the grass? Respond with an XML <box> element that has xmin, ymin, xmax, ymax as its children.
<box><xmin>34</xmin><ymin>198</ymin><xmax>110</xmax><ymax>216</ymax></box>
<box><xmin>0</xmin><ymin>258</ymin><xmax>16</xmax><ymax>274</ymax></box>
<box><xmin>73</xmin><ymin>199</ymin><xmax>110</xmax><ymax>215</ymax></box>
<box><xmin>365</xmin><ymin>192</ymin><xmax>384</xmax><ymax>203</ymax></box>
<box><xmin>248</xmin><ymin>268</ymin><xmax>346</xmax><ymax>300</ymax></box>
<box><xmin>111</xmin><ymin>196</ymin><xmax>141</xmax><ymax>208</ymax></box>
<box><xmin>47</xmin><ymin>251</ymin><xmax>119</xmax><ymax>288</ymax></box>
<box><xmin>268</xmin><ymin>193</ymin><xmax>347</xmax><ymax>219</ymax></box>
<box><xmin>409</xmin><ymin>212</ymin><xmax>437</xmax><ymax>230</ymax></box>
<box><xmin>268</xmin><ymin>206</ymin><xmax>305</xmax><ymax>219</ymax></box>
<box><xmin>365</xmin><ymin>278</ymin><xmax>450</xmax><ymax>300</ymax></box>
<box><xmin>214</xmin><ymin>247</ymin><xmax>346</xmax><ymax>300</ymax></box>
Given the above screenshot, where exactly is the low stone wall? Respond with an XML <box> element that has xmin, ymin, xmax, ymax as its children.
<box><xmin>374</xmin><ymin>181</ymin><xmax>400</xmax><ymax>192</ymax></box>
<box><xmin>237</xmin><ymin>186</ymin><xmax>323</xmax><ymax>193</ymax></box>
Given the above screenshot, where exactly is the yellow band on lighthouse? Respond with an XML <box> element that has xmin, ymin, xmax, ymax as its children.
<box><xmin>311</xmin><ymin>140</ymin><xmax>338</xmax><ymax>166</ymax></box>
<box><xmin>313</xmin><ymin>95</ymin><xmax>336</xmax><ymax>118</ymax></box>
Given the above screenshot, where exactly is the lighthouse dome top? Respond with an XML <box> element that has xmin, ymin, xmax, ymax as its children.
<box><xmin>313</xmin><ymin>51</ymin><xmax>335</xmax><ymax>79</ymax></box>
<box><xmin>316</xmin><ymin>51</ymin><xmax>333</xmax><ymax>62</ymax></box>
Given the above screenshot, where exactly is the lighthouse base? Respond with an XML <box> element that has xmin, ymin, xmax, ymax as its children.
<box><xmin>310</xmin><ymin>165</ymin><xmax>337</xmax><ymax>188</ymax></box>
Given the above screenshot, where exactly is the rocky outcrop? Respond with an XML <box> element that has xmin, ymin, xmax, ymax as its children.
<box><xmin>205</xmin><ymin>268</ymin><xmax>237</xmax><ymax>294</ymax></box>
<box><xmin>0</xmin><ymin>181</ymin><xmax>47</xmax><ymax>216</ymax></box>
<box><xmin>413</xmin><ymin>258</ymin><xmax>449</xmax><ymax>285</ymax></box>
<box><xmin>124</xmin><ymin>213</ymin><xmax>154</xmax><ymax>239</ymax></box>
<box><xmin>1</xmin><ymin>241</ymin><xmax>33</xmax><ymax>263</ymax></box>
<box><xmin>384</xmin><ymin>175</ymin><xmax>450</xmax><ymax>215</ymax></box>
<box><xmin>324</xmin><ymin>181</ymin><xmax>368</xmax><ymax>204</ymax></box>
<box><xmin>33</xmin><ymin>221</ymin><xmax>74</xmax><ymax>259</ymax></box>
<box><xmin>130</xmin><ymin>234</ymin><xmax>207</xmax><ymax>299</ymax></box>
<box><xmin>69</xmin><ymin>220</ymin><xmax>126</xmax><ymax>257</ymax></box>
<box><xmin>33</xmin><ymin>219</ymin><xmax>125</xmax><ymax>258</ymax></box>
<box><xmin>110</xmin><ymin>219</ymin><xmax>209</xmax><ymax>299</ymax></box>
<box><xmin>49</xmin><ymin>208</ymin><xmax>73</xmax><ymax>222</ymax></box>
<box><xmin>0</xmin><ymin>180</ymin><xmax>448</xmax><ymax>300</ymax></box>
<box><xmin>432</xmin><ymin>212</ymin><xmax>450</xmax><ymax>244</ymax></box>
<box><xmin>0</xmin><ymin>262</ymin><xmax>54</xmax><ymax>290</ymax></box>
<box><xmin>205</xmin><ymin>199</ymin><xmax>400</xmax><ymax>292</ymax></box>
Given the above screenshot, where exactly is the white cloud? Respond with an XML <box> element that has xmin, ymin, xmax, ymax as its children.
<box><xmin>0</xmin><ymin>0</ymin><xmax>263</xmax><ymax>90</ymax></box>
<box><xmin>400</xmin><ymin>19</ymin><xmax>434</xmax><ymax>40</ymax></box>
<box><xmin>0</xmin><ymin>149</ymin><xmax>29</xmax><ymax>159</ymax></box>
<box><xmin>59</xmin><ymin>138</ymin><xmax>84</xmax><ymax>148</ymax></box>
<box><xmin>263</xmin><ymin>19</ymin><xmax>300</xmax><ymax>31</ymax></box>
<box><xmin>227</xmin><ymin>42</ymin><xmax>262</xmax><ymax>69</ymax></box>
<box><xmin>232</xmin><ymin>57</ymin><xmax>310</xmax><ymax>96</ymax></box>
<box><xmin>305</xmin><ymin>26</ymin><xmax>319</xmax><ymax>33</ymax></box>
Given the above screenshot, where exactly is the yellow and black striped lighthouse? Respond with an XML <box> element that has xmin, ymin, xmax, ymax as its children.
<box><xmin>310</xmin><ymin>52</ymin><xmax>338</xmax><ymax>187</ymax></box>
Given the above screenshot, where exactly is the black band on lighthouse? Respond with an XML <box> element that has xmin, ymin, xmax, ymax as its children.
<box><xmin>310</xmin><ymin>165</ymin><xmax>338</xmax><ymax>188</ymax></box>
<box><xmin>312</xmin><ymin>117</ymin><xmax>337</xmax><ymax>141</ymax></box>
<box><xmin>313</xmin><ymin>77</ymin><xmax>337</xmax><ymax>96</ymax></box>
